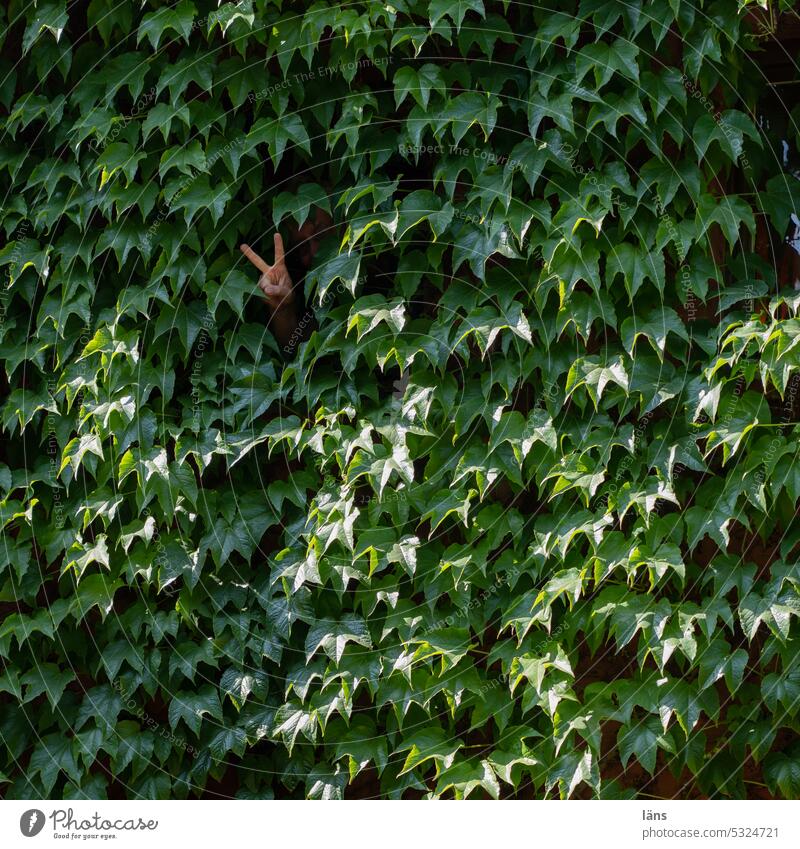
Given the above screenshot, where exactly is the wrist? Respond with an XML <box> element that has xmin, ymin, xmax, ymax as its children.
<box><xmin>270</xmin><ymin>297</ymin><xmax>295</xmax><ymax>315</ymax></box>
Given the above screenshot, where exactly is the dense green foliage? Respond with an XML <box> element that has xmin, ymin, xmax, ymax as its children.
<box><xmin>2</xmin><ymin>0</ymin><xmax>800</xmax><ymax>800</ymax></box>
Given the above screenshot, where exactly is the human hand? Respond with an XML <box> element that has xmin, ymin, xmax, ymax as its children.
<box><xmin>240</xmin><ymin>234</ymin><xmax>294</xmax><ymax>313</ymax></box>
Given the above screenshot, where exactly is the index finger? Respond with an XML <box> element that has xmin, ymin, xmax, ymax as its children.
<box><xmin>240</xmin><ymin>243</ymin><xmax>270</xmax><ymax>273</ymax></box>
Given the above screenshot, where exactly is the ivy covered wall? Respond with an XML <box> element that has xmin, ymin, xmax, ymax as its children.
<box><xmin>1</xmin><ymin>0</ymin><xmax>800</xmax><ymax>799</ymax></box>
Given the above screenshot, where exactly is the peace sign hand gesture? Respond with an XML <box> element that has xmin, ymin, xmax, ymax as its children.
<box><xmin>240</xmin><ymin>233</ymin><xmax>295</xmax><ymax>313</ymax></box>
